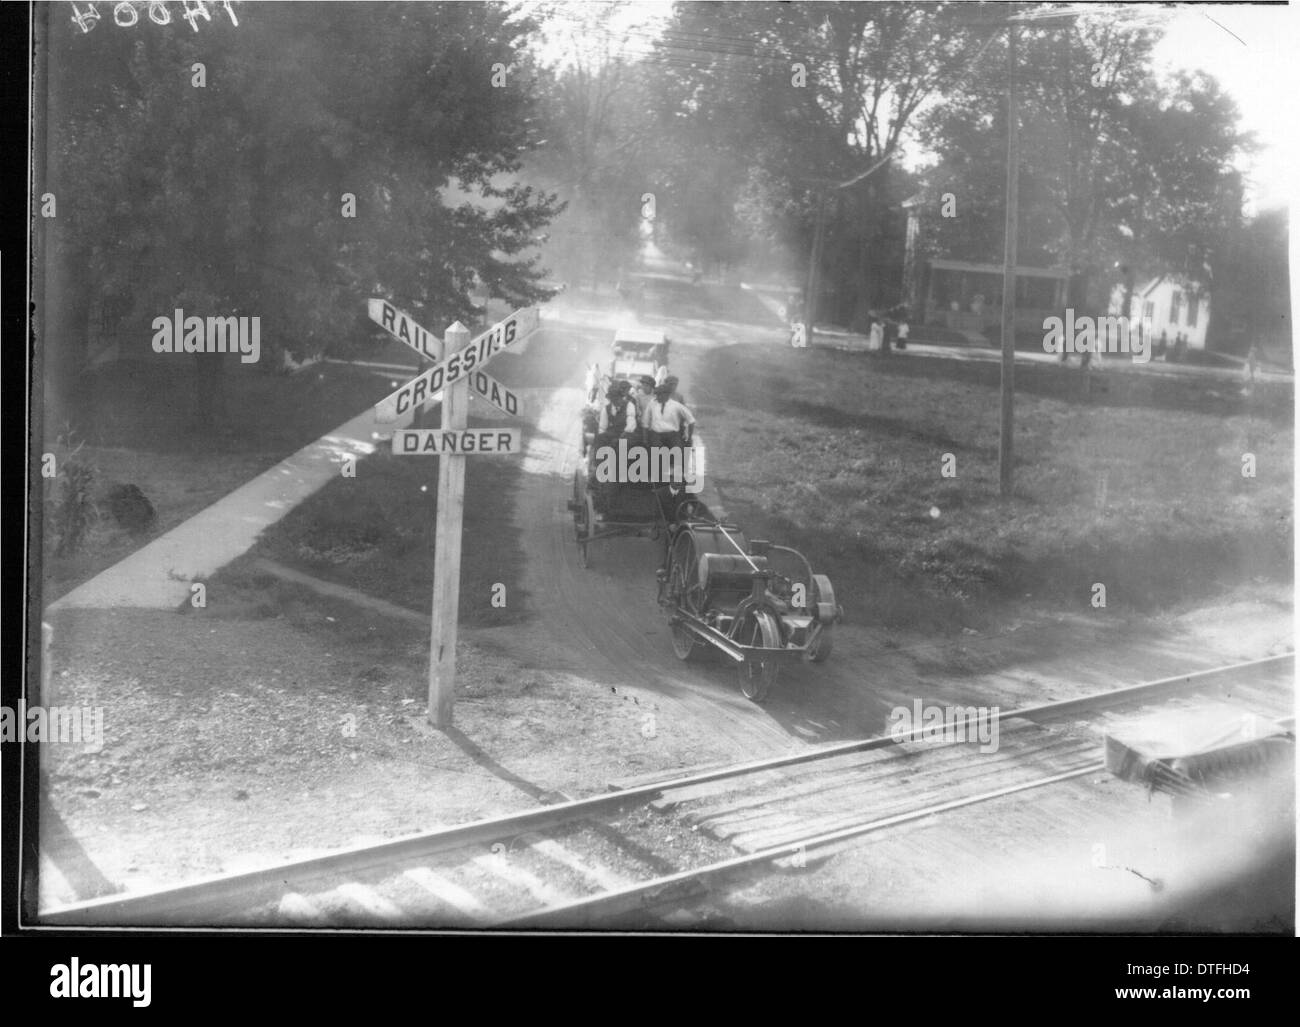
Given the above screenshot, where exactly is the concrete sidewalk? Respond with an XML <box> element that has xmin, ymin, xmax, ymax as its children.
<box><xmin>48</xmin><ymin>402</ymin><xmax>418</xmax><ymax>611</ymax></box>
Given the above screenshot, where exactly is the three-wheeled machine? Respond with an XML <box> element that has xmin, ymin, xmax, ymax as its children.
<box><xmin>656</xmin><ymin>501</ymin><xmax>842</xmax><ymax>703</ymax></box>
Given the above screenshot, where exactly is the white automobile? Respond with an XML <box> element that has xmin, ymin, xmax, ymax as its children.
<box><xmin>610</xmin><ymin>327</ymin><xmax>669</xmax><ymax>383</ymax></box>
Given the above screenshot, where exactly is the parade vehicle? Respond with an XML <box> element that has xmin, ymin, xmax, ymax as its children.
<box><xmin>610</xmin><ymin>327</ymin><xmax>669</xmax><ymax>383</ymax></box>
<box><xmin>656</xmin><ymin>500</ymin><xmax>842</xmax><ymax>703</ymax></box>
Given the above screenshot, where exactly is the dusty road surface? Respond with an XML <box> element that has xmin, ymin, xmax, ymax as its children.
<box><xmin>481</xmin><ymin>301</ymin><xmax>1293</xmax><ymax>765</ymax></box>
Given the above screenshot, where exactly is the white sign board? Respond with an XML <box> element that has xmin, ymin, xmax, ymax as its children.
<box><xmin>466</xmin><ymin>369</ymin><xmax>521</xmax><ymax>417</ymax></box>
<box><xmin>374</xmin><ymin>307</ymin><xmax>538</xmax><ymax>423</ymax></box>
<box><xmin>368</xmin><ymin>299</ymin><xmax>439</xmax><ymax>361</ymax></box>
<box><xmin>392</xmin><ymin>429</ymin><xmax>522</xmax><ymax>456</ymax></box>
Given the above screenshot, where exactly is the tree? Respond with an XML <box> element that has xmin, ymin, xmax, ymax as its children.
<box><xmin>644</xmin><ymin>1</ymin><xmax>987</xmax><ymax>323</ymax></box>
<box><xmin>1213</xmin><ymin>207</ymin><xmax>1290</xmax><ymax>356</ymax></box>
<box><xmin>41</xmin><ymin>2</ymin><xmax>562</xmax><ymax>429</ymax></box>
<box><xmin>915</xmin><ymin>11</ymin><xmax>1251</xmax><ymax>315</ymax></box>
<box><xmin>526</xmin><ymin>5</ymin><xmax>662</xmax><ymax>287</ymax></box>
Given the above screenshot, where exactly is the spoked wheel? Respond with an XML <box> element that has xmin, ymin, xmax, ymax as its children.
<box><xmin>580</xmin><ymin>492</ymin><xmax>596</xmax><ymax>568</ymax></box>
<box><xmin>572</xmin><ymin>469</ymin><xmax>586</xmax><ymax>542</ymax></box>
<box><xmin>736</xmin><ymin>609</ymin><xmax>781</xmax><ymax>703</ymax></box>
<box><xmin>668</xmin><ymin>531</ymin><xmax>707</xmax><ymax>661</ymax></box>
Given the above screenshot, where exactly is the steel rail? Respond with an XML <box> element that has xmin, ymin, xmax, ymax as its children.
<box><xmin>498</xmin><ymin>764</ymin><xmax>1105</xmax><ymax>928</ymax></box>
<box><xmin>508</xmin><ymin>711</ymin><xmax>1298</xmax><ymax>929</ymax></box>
<box><xmin>37</xmin><ymin>653</ymin><xmax>1292</xmax><ymax>926</ymax></box>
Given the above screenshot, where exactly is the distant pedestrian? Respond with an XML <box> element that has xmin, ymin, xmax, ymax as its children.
<box><xmin>894</xmin><ymin>309</ymin><xmax>909</xmax><ymax>350</ymax></box>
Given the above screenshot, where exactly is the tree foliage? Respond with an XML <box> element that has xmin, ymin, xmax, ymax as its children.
<box><xmin>43</xmin><ymin>2</ymin><xmax>562</xmax><ymax>424</ymax></box>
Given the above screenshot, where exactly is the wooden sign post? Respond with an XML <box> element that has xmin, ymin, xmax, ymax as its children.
<box><xmin>429</xmin><ymin>321</ymin><xmax>470</xmax><ymax>727</ymax></box>
<box><xmin>371</xmin><ymin>304</ymin><xmax>538</xmax><ymax>727</ymax></box>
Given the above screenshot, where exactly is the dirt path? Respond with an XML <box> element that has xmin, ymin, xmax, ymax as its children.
<box><xmin>482</xmin><ymin>335</ymin><xmax>799</xmax><ymax>760</ymax></box>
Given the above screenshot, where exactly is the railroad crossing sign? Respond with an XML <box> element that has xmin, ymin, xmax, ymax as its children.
<box><xmin>368</xmin><ymin>299</ymin><xmax>441</xmax><ymax>361</ymax></box>
<box><xmin>372</xmin><ymin>305</ymin><xmax>538</xmax><ymax>423</ymax></box>
<box><xmin>392</xmin><ymin>428</ymin><xmax>521</xmax><ymax>455</ymax></box>
<box><xmin>370</xmin><ymin>299</ymin><xmax>523</xmax><ymax>420</ymax></box>
<box><xmin>367</xmin><ymin>305</ymin><xmax>538</xmax><ymax>730</ymax></box>
<box><xmin>465</xmin><ymin>369</ymin><xmax>520</xmax><ymax>417</ymax></box>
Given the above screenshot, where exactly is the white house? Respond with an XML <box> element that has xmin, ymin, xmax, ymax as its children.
<box><xmin>1110</xmin><ymin>275</ymin><xmax>1211</xmax><ymax>353</ymax></box>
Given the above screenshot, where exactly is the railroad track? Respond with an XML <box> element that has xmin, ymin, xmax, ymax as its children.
<box><xmin>38</xmin><ymin>653</ymin><xmax>1294</xmax><ymax>929</ymax></box>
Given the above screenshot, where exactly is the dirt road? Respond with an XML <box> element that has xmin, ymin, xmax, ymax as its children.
<box><xmin>477</xmin><ymin>301</ymin><xmax>1293</xmax><ymax>769</ymax></box>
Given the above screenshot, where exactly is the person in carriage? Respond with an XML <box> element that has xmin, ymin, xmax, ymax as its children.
<box><xmin>580</xmin><ymin>366</ymin><xmax>608</xmax><ymax>458</ymax></box>
<box><xmin>642</xmin><ymin>378</ymin><xmax>695</xmax><ymax>449</ymax></box>
<box><xmin>595</xmin><ymin>378</ymin><xmax>637</xmax><ymax>450</ymax></box>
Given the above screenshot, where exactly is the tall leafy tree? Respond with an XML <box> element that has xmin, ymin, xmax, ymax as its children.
<box><xmin>40</xmin><ymin>1</ymin><xmax>561</xmax><ymax>428</ymax></box>
<box><xmin>915</xmin><ymin>11</ymin><xmax>1250</xmax><ymax>317</ymax></box>
<box><xmin>644</xmin><ymin>1</ymin><xmax>987</xmax><ymax>322</ymax></box>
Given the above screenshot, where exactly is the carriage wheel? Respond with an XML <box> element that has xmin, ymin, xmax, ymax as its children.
<box><xmin>580</xmin><ymin>492</ymin><xmax>596</xmax><ymax>568</ymax></box>
<box><xmin>736</xmin><ymin>610</ymin><xmax>781</xmax><ymax>703</ymax></box>
<box><xmin>572</xmin><ymin>469</ymin><xmax>586</xmax><ymax>542</ymax></box>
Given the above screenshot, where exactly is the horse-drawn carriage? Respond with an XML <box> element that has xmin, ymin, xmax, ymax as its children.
<box><xmin>567</xmin><ymin>446</ymin><xmax>670</xmax><ymax>568</ymax></box>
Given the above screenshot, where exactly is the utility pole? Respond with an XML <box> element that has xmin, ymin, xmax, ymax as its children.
<box><xmin>802</xmin><ymin>191</ymin><xmax>829</xmax><ymax>340</ymax></box>
<box><xmin>998</xmin><ymin>21</ymin><xmax>1020</xmax><ymax>497</ymax></box>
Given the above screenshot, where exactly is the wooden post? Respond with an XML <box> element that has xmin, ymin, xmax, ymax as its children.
<box><xmin>428</xmin><ymin>321</ymin><xmax>470</xmax><ymax>727</ymax></box>
<box><xmin>998</xmin><ymin>22</ymin><xmax>1020</xmax><ymax>497</ymax></box>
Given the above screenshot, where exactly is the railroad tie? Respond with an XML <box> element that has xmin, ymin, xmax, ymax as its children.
<box><xmin>402</xmin><ymin>868</ymin><xmax>491</xmax><ymax>921</ymax></box>
<box><xmin>277</xmin><ymin>892</ymin><xmax>330</xmax><ymax>924</ymax></box>
<box><xmin>472</xmin><ymin>852</ymin><xmax>570</xmax><ymax>908</ymax></box>
<box><xmin>529</xmin><ymin>838</ymin><xmax>630</xmax><ymax>893</ymax></box>
<box><xmin>335</xmin><ymin>882</ymin><xmax>404</xmax><ymax>920</ymax></box>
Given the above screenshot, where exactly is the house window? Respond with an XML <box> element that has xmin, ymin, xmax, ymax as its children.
<box><xmin>1187</xmin><ymin>295</ymin><xmax>1199</xmax><ymax>327</ymax></box>
<box><xmin>1143</xmin><ymin>300</ymin><xmax>1155</xmax><ymax>321</ymax></box>
<box><xmin>1170</xmin><ymin>291</ymin><xmax>1182</xmax><ymax>325</ymax></box>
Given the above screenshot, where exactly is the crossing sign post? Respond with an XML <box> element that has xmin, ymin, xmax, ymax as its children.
<box><xmin>371</xmin><ymin>306</ymin><xmax>536</xmax><ymax>727</ymax></box>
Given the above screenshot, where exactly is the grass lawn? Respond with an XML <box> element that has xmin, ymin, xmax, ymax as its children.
<box><xmin>40</xmin><ymin>358</ymin><xmax>403</xmax><ymax>603</ymax></box>
<box><xmin>210</xmin><ymin>411</ymin><xmax>530</xmax><ymax>629</ymax></box>
<box><xmin>689</xmin><ymin>342</ymin><xmax>1293</xmax><ymax>632</ymax></box>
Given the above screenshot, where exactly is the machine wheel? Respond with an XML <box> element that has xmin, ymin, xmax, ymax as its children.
<box><xmin>805</xmin><ymin>627</ymin><xmax>833</xmax><ymax>663</ymax></box>
<box><xmin>671</xmin><ymin>621</ymin><xmax>706</xmax><ymax>661</ymax></box>
<box><xmin>736</xmin><ymin>609</ymin><xmax>781</xmax><ymax>703</ymax></box>
<box><xmin>667</xmin><ymin>531</ymin><xmax>707</xmax><ymax>660</ymax></box>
